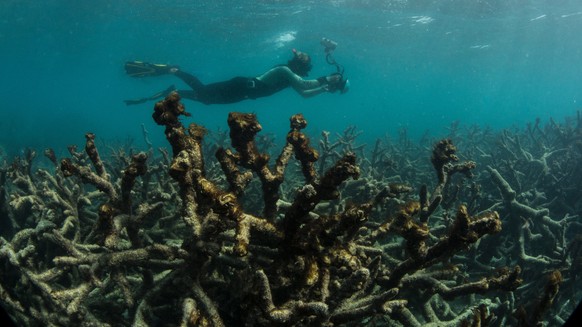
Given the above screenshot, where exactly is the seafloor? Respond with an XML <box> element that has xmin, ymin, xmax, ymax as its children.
<box><xmin>1</xmin><ymin>93</ymin><xmax>580</xmax><ymax>326</ymax></box>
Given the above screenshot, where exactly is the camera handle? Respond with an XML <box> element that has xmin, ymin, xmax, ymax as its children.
<box><xmin>321</xmin><ymin>37</ymin><xmax>344</xmax><ymax>75</ymax></box>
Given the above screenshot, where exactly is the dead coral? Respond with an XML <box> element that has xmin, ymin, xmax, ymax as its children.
<box><xmin>0</xmin><ymin>92</ymin><xmax>533</xmax><ymax>326</ymax></box>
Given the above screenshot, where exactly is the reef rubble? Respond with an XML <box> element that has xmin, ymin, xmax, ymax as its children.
<box><xmin>1</xmin><ymin>93</ymin><xmax>580</xmax><ymax>326</ymax></box>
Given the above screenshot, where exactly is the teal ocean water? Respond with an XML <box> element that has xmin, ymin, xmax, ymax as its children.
<box><xmin>3</xmin><ymin>2</ymin><xmax>582</xmax><ymax>326</ymax></box>
<box><xmin>1</xmin><ymin>0</ymin><xmax>582</xmax><ymax>155</ymax></box>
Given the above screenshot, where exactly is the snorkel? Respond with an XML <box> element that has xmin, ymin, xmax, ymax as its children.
<box><xmin>321</xmin><ymin>37</ymin><xmax>349</xmax><ymax>94</ymax></box>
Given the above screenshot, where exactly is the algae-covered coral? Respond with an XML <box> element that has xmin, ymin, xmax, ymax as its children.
<box><xmin>1</xmin><ymin>93</ymin><xmax>580</xmax><ymax>326</ymax></box>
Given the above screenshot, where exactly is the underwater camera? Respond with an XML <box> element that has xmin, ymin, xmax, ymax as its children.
<box><xmin>321</xmin><ymin>37</ymin><xmax>349</xmax><ymax>94</ymax></box>
<box><xmin>320</xmin><ymin>37</ymin><xmax>338</xmax><ymax>52</ymax></box>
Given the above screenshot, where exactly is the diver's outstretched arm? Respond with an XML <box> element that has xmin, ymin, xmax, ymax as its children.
<box><xmin>297</xmin><ymin>86</ymin><xmax>331</xmax><ymax>98</ymax></box>
<box><xmin>257</xmin><ymin>66</ymin><xmax>322</xmax><ymax>90</ymax></box>
<box><xmin>256</xmin><ymin>66</ymin><xmax>340</xmax><ymax>97</ymax></box>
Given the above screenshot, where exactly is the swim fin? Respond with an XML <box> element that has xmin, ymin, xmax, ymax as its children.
<box><xmin>124</xmin><ymin>61</ymin><xmax>179</xmax><ymax>78</ymax></box>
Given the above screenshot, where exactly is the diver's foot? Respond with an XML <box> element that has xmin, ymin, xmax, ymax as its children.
<box><xmin>151</xmin><ymin>63</ymin><xmax>179</xmax><ymax>75</ymax></box>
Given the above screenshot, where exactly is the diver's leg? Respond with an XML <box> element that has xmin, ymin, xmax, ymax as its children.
<box><xmin>199</xmin><ymin>77</ymin><xmax>249</xmax><ymax>104</ymax></box>
<box><xmin>173</xmin><ymin>70</ymin><xmax>205</xmax><ymax>91</ymax></box>
<box><xmin>124</xmin><ymin>85</ymin><xmax>176</xmax><ymax>106</ymax></box>
<box><xmin>176</xmin><ymin>90</ymin><xmax>198</xmax><ymax>101</ymax></box>
<box><xmin>170</xmin><ymin>73</ymin><xmax>250</xmax><ymax>104</ymax></box>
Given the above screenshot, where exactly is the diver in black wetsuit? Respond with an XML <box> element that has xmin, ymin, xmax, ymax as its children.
<box><xmin>124</xmin><ymin>49</ymin><xmax>348</xmax><ymax>105</ymax></box>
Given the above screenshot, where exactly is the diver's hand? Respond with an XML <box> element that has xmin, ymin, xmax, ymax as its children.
<box><xmin>326</xmin><ymin>73</ymin><xmax>342</xmax><ymax>84</ymax></box>
<box><xmin>326</xmin><ymin>73</ymin><xmax>345</xmax><ymax>93</ymax></box>
<box><xmin>318</xmin><ymin>73</ymin><xmax>344</xmax><ymax>93</ymax></box>
<box><xmin>318</xmin><ymin>73</ymin><xmax>342</xmax><ymax>86</ymax></box>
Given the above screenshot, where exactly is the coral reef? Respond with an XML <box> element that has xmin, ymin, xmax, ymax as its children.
<box><xmin>1</xmin><ymin>93</ymin><xmax>580</xmax><ymax>326</ymax></box>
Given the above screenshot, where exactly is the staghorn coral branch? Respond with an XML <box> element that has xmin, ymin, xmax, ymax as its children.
<box><xmin>60</xmin><ymin>158</ymin><xmax>118</xmax><ymax>201</ymax></box>
<box><xmin>152</xmin><ymin>92</ymin><xmax>205</xmax><ymax>237</ymax></box>
<box><xmin>393</xmin><ymin>298</ymin><xmax>502</xmax><ymax>327</ymax></box>
<box><xmin>133</xmin><ymin>269</ymin><xmax>182</xmax><ymax>327</ymax></box>
<box><xmin>383</xmin><ymin>205</ymin><xmax>504</xmax><ymax>288</ymax></box>
<box><xmin>430</xmin><ymin>139</ymin><xmax>476</xmax><ymax>203</ymax></box>
<box><xmin>179</xmin><ymin>297</ymin><xmax>199</xmax><ymax>327</ymax></box>
<box><xmin>330</xmin><ymin>287</ymin><xmax>402</xmax><ymax>324</ymax></box>
<box><xmin>152</xmin><ymin>94</ymin><xmax>283</xmax><ymax>257</ymax></box>
<box><xmin>419</xmin><ymin>184</ymin><xmax>442</xmax><ymax>224</ymax></box>
<box><xmin>190</xmin><ymin>279</ymin><xmax>225</xmax><ymax>327</ymax></box>
<box><xmin>193</xmin><ymin>171</ymin><xmax>282</xmax><ymax>256</ymax></box>
<box><xmin>287</xmin><ymin>113</ymin><xmax>319</xmax><ymax>184</ymax></box>
<box><xmin>488</xmin><ymin>165</ymin><xmax>562</xmax><ymax>230</ymax></box>
<box><xmin>516</xmin><ymin>270</ymin><xmax>563</xmax><ymax>326</ymax></box>
<box><xmin>281</xmin><ymin>153</ymin><xmax>360</xmax><ymax>246</ymax></box>
<box><xmin>255</xmin><ymin>269</ymin><xmax>328</xmax><ymax>323</ymax></box>
<box><xmin>517</xmin><ymin>226</ymin><xmax>554</xmax><ymax>264</ymax></box>
<box><xmin>215</xmin><ymin>147</ymin><xmax>253</xmax><ymax>196</ymax></box>
<box><xmin>404</xmin><ymin>266</ymin><xmax>522</xmax><ymax>300</ymax></box>
<box><xmin>223</xmin><ymin>112</ymin><xmax>317</xmax><ymax>219</ymax></box>
<box><xmin>119</xmin><ymin>152</ymin><xmax>148</xmax><ymax>214</ymax></box>
<box><xmin>84</xmin><ymin>133</ymin><xmax>109</xmax><ymax>179</ymax></box>
<box><xmin>43</xmin><ymin>148</ymin><xmax>58</xmax><ymax>166</ymax></box>
<box><xmin>318</xmin><ymin>130</ymin><xmax>342</xmax><ymax>176</ymax></box>
<box><xmin>532</xmin><ymin>270</ymin><xmax>562</xmax><ymax>324</ymax></box>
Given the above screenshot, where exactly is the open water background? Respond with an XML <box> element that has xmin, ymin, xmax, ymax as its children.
<box><xmin>1</xmin><ymin>0</ymin><xmax>582</xmax><ymax>156</ymax></box>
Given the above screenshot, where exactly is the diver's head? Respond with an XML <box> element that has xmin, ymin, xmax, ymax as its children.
<box><xmin>288</xmin><ymin>49</ymin><xmax>312</xmax><ymax>77</ymax></box>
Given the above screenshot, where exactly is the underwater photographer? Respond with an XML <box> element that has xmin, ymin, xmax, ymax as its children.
<box><xmin>124</xmin><ymin>37</ymin><xmax>349</xmax><ymax>105</ymax></box>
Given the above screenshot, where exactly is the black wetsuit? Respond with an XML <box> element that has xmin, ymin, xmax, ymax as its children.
<box><xmin>174</xmin><ymin>70</ymin><xmax>290</xmax><ymax>104</ymax></box>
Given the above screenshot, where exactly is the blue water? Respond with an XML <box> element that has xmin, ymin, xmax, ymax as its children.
<box><xmin>2</xmin><ymin>0</ymin><xmax>582</xmax><ymax>157</ymax></box>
